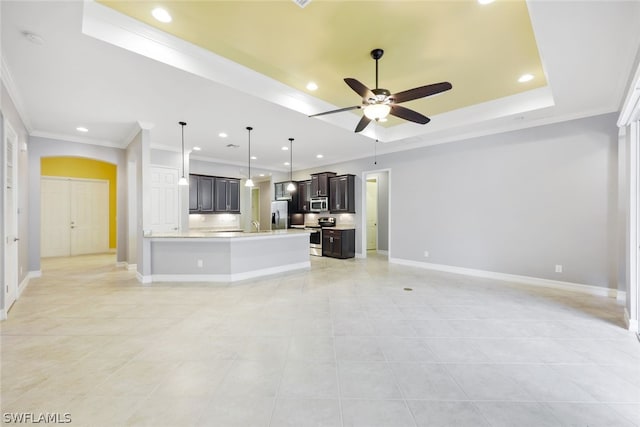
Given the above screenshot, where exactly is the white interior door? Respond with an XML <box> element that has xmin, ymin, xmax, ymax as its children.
<box><xmin>4</xmin><ymin>120</ymin><xmax>18</xmax><ymax>310</ymax></box>
<box><xmin>41</xmin><ymin>178</ymin><xmax>71</xmax><ymax>257</ymax></box>
<box><xmin>150</xmin><ymin>166</ymin><xmax>179</xmax><ymax>232</ymax></box>
<box><xmin>366</xmin><ymin>179</ymin><xmax>378</xmax><ymax>251</ymax></box>
<box><xmin>70</xmin><ymin>180</ymin><xmax>109</xmax><ymax>255</ymax></box>
<box><xmin>41</xmin><ymin>177</ymin><xmax>109</xmax><ymax>257</ymax></box>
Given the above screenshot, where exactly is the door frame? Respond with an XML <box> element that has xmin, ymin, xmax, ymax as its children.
<box><xmin>3</xmin><ymin>118</ymin><xmax>19</xmax><ymax>317</ymax></box>
<box><xmin>360</xmin><ymin>168</ymin><xmax>391</xmax><ymax>259</ymax></box>
<box><xmin>366</xmin><ymin>177</ymin><xmax>379</xmax><ymax>251</ymax></box>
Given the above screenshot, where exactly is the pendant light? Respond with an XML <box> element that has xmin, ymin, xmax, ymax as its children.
<box><xmin>286</xmin><ymin>138</ymin><xmax>295</xmax><ymax>192</ymax></box>
<box><xmin>178</xmin><ymin>121</ymin><xmax>188</xmax><ymax>186</ymax></box>
<box><xmin>245</xmin><ymin>126</ymin><xmax>254</xmax><ymax>187</ymax></box>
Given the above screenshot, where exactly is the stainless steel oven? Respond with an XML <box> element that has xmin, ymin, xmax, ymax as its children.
<box><xmin>306</xmin><ymin>217</ymin><xmax>335</xmax><ymax>257</ymax></box>
<box><xmin>306</xmin><ymin>226</ymin><xmax>322</xmax><ymax>256</ymax></box>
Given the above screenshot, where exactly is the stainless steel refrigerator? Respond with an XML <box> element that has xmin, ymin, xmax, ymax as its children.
<box><xmin>270</xmin><ymin>201</ymin><xmax>289</xmax><ymax>230</ymax></box>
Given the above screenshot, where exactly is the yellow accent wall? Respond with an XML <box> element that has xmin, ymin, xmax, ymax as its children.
<box><xmin>41</xmin><ymin>157</ymin><xmax>117</xmax><ymax>249</ymax></box>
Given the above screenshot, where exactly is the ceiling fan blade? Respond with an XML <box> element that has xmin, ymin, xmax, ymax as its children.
<box><xmin>309</xmin><ymin>105</ymin><xmax>361</xmax><ymax>118</ymax></box>
<box><xmin>390</xmin><ymin>105</ymin><xmax>431</xmax><ymax>124</ymax></box>
<box><xmin>391</xmin><ymin>82</ymin><xmax>452</xmax><ymax>104</ymax></box>
<box><xmin>354</xmin><ymin>115</ymin><xmax>371</xmax><ymax>133</ymax></box>
<box><xmin>344</xmin><ymin>78</ymin><xmax>375</xmax><ymax>99</ymax></box>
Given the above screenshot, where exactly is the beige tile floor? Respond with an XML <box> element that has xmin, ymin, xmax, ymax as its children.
<box><xmin>1</xmin><ymin>253</ymin><xmax>639</xmax><ymax>426</ymax></box>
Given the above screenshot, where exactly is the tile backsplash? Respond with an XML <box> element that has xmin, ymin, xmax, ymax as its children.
<box><xmin>189</xmin><ymin>214</ymin><xmax>241</xmax><ymax>230</ymax></box>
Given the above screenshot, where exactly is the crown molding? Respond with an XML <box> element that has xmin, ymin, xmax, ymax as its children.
<box><xmin>30</xmin><ymin>130</ymin><xmax>125</xmax><ymax>149</ymax></box>
<box><xmin>1</xmin><ymin>56</ymin><xmax>33</xmax><ymax>132</ymax></box>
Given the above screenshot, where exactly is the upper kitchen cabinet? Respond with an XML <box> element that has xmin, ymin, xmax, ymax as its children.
<box><xmin>274</xmin><ymin>181</ymin><xmax>298</xmax><ymax>204</ymax></box>
<box><xmin>310</xmin><ymin>172</ymin><xmax>336</xmax><ymax>197</ymax></box>
<box><xmin>329</xmin><ymin>174</ymin><xmax>356</xmax><ymax>213</ymax></box>
<box><xmin>215</xmin><ymin>178</ymin><xmax>240</xmax><ymax>213</ymax></box>
<box><xmin>298</xmin><ymin>180</ymin><xmax>311</xmax><ymax>212</ymax></box>
<box><xmin>189</xmin><ymin>174</ymin><xmax>240</xmax><ymax>214</ymax></box>
<box><xmin>189</xmin><ymin>174</ymin><xmax>215</xmax><ymax>213</ymax></box>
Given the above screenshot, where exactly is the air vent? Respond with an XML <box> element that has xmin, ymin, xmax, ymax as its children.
<box><xmin>226</xmin><ymin>143</ymin><xmax>240</xmax><ymax>148</ymax></box>
<box><xmin>292</xmin><ymin>0</ymin><xmax>311</xmax><ymax>8</ymax></box>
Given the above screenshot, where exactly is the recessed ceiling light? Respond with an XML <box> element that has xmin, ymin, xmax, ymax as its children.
<box><xmin>316</xmin><ymin>154</ymin><xmax>323</xmax><ymax>159</ymax></box>
<box><xmin>478</xmin><ymin>0</ymin><xmax>495</xmax><ymax>4</ymax></box>
<box><xmin>151</xmin><ymin>7</ymin><xmax>172</xmax><ymax>23</ymax></box>
<box><xmin>518</xmin><ymin>73</ymin><xmax>534</xmax><ymax>83</ymax></box>
<box><xmin>251</xmin><ymin>156</ymin><xmax>257</xmax><ymax>160</ymax></box>
<box><xmin>306</xmin><ymin>82</ymin><xmax>318</xmax><ymax>91</ymax></box>
<box><xmin>192</xmin><ymin>146</ymin><xmax>201</xmax><ymax>151</ymax></box>
<box><xmin>284</xmin><ymin>162</ymin><xmax>290</xmax><ymax>166</ymax></box>
<box><xmin>76</xmin><ymin>126</ymin><xmax>88</xmax><ymax>132</ymax></box>
<box><xmin>218</xmin><ymin>132</ymin><xmax>228</xmax><ymax>138</ymax></box>
<box><xmin>282</xmin><ymin>146</ymin><xmax>289</xmax><ymax>151</ymax></box>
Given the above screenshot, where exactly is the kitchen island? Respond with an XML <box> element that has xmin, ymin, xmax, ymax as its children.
<box><xmin>141</xmin><ymin>229</ymin><xmax>310</xmax><ymax>283</ymax></box>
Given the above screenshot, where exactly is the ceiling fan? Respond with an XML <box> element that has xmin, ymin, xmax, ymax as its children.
<box><xmin>309</xmin><ymin>48</ymin><xmax>453</xmax><ymax>133</ymax></box>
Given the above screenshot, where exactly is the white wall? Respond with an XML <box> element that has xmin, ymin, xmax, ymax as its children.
<box><xmin>296</xmin><ymin>113</ymin><xmax>620</xmax><ymax>290</ymax></box>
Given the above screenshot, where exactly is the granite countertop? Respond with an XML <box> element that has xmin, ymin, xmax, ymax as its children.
<box><xmin>147</xmin><ymin>229</ymin><xmax>311</xmax><ymax>239</ymax></box>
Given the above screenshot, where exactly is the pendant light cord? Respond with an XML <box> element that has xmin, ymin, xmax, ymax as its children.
<box><xmin>289</xmin><ymin>138</ymin><xmax>294</xmax><ymax>182</ymax></box>
<box><xmin>246</xmin><ymin>126</ymin><xmax>253</xmax><ymax>180</ymax></box>
<box><xmin>179</xmin><ymin>121</ymin><xmax>187</xmax><ymax>178</ymax></box>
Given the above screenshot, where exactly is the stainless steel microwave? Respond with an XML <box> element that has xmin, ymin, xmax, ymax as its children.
<box><xmin>310</xmin><ymin>197</ymin><xmax>328</xmax><ymax>212</ymax></box>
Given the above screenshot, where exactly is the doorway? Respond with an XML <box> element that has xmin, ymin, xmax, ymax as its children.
<box><xmin>366</xmin><ymin>178</ymin><xmax>378</xmax><ymax>251</ymax></box>
<box><xmin>362</xmin><ymin>169</ymin><xmax>390</xmax><ymax>257</ymax></box>
<box><xmin>3</xmin><ymin>119</ymin><xmax>18</xmax><ymax>311</ymax></box>
<box><xmin>251</xmin><ymin>187</ymin><xmax>260</xmax><ymax>229</ymax></box>
<box><xmin>41</xmin><ymin>177</ymin><xmax>109</xmax><ymax>257</ymax></box>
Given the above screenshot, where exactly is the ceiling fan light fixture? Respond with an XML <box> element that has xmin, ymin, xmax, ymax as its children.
<box><xmin>364</xmin><ymin>104</ymin><xmax>391</xmax><ymax>120</ymax></box>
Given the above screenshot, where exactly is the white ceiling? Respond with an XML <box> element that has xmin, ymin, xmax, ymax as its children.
<box><xmin>2</xmin><ymin>1</ymin><xmax>640</xmax><ymax>173</ymax></box>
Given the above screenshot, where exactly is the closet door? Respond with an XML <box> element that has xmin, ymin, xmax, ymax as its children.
<box><xmin>41</xmin><ymin>178</ymin><xmax>71</xmax><ymax>257</ymax></box>
<box><xmin>70</xmin><ymin>180</ymin><xmax>109</xmax><ymax>256</ymax></box>
<box><xmin>41</xmin><ymin>177</ymin><xmax>109</xmax><ymax>257</ymax></box>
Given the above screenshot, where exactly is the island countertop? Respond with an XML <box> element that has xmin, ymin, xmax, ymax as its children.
<box><xmin>141</xmin><ymin>228</ymin><xmax>311</xmax><ymax>283</ymax></box>
<box><xmin>147</xmin><ymin>228</ymin><xmax>311</xmax><ymax>239</ymax></box>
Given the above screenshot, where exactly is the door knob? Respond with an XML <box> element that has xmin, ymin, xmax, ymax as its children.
<box><xmin>13</xmin><ymin>237</ymin><xmax>19</xmax><ymax>242</ymax></box>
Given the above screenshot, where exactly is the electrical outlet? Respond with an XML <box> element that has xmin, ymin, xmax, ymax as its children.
<box><xmin>423</xmin><ymin>251</ymin><xmax>429</xmax><ymax>258</ymax></box>
<box><xmin>555</xmin><ymin>264</ymin><xmax>563</xmax><ymax>273</ymax></box>
<box><xmin>197</xmin><ymin>259</ymin><xmax>203</xmax><ymax>268</ymax></box>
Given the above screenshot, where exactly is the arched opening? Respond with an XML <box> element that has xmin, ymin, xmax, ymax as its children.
<box><xmin>40</xmin><ymin>156</ymin><xmax>117</xmax><ymax>257</ymax></box>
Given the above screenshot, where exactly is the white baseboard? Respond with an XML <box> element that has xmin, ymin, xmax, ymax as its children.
<box><xmin>148</xmin><ymin>262</ymin><xmax>311</xmax><ymax>283</ymax></box>
<box><xmin>18</xmin><ymin>270</ymin><xmax>42</xmax><ymax>298</ymax></box>
<box><xmin>0</xmin><ymin>309</ymin><xmax>6</xmax><ymax>320</ymax></box>
<box><xmin>116</xmin><ymin>261</ymin><xmax>138</xmax><ymax>271</ymax></box>
<box><xmin>127</xmin><ymin>263</ymin><xmax>137</xmax><ymax>271</ymax></box>
<box><xmin>136</xmin><ymin>271</ymin><xmax>152</xmax><ymax>284</ymax></box>
<box><xmin>355</xmin><ymin>252</ymin><xmax>365</xmax><ymax>259</ymax></box>
<box><xmin>389</xmin><ymin>258</ymin><xmax>623</xmax><ymax>299</ymax></box>
<box><xmin>377</xmin><ymin>250</ymin><xmax>389</xmax><ymax>255</ymax></box>
<box><xmin>624</xmin><ymin>308</ymin><xmax>639</xmax><ymax>332</ymax></box>
<box><xmin>115</xmin><ymin>261</ymin><xmax>127</xmax><ymax>268</ymax></box>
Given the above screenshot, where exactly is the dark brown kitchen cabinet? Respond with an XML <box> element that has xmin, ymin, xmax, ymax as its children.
<box><xmin>215</xmin><ymin>178</ymin><xmax>240</xmax><ymax>213</ymax></box>
<box><xmin>329</xmin><ymin>174</ymin><xmax>355</xmax><ymax>213</ymax></box>
<box><xmin>322</xmin><ymin>229</ymin><xmax>355</xmax><ymax>259</ymax></box>
<box><xmin>310</xmin><ymin>172</ymin><xmax>336</xmax><ymax>197</ymax></box>
<box><xmin>189</xmin><ymin>174</ymin><xmax>215</xmax><ymax>213</ymax></box>
<box><xmin>275</xmin><ymin>181</ymin><xmax>298</xmax><ymax>201</ymax></box>
<box><xmin>298</xmin><ymin>180</ymin><xmax>311</xmax><ymax>212</ymax></box>
<box><xmin>189</xmin><ymin>174</ymin><xmax>240</xmax><ymax>214</ymax></box>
